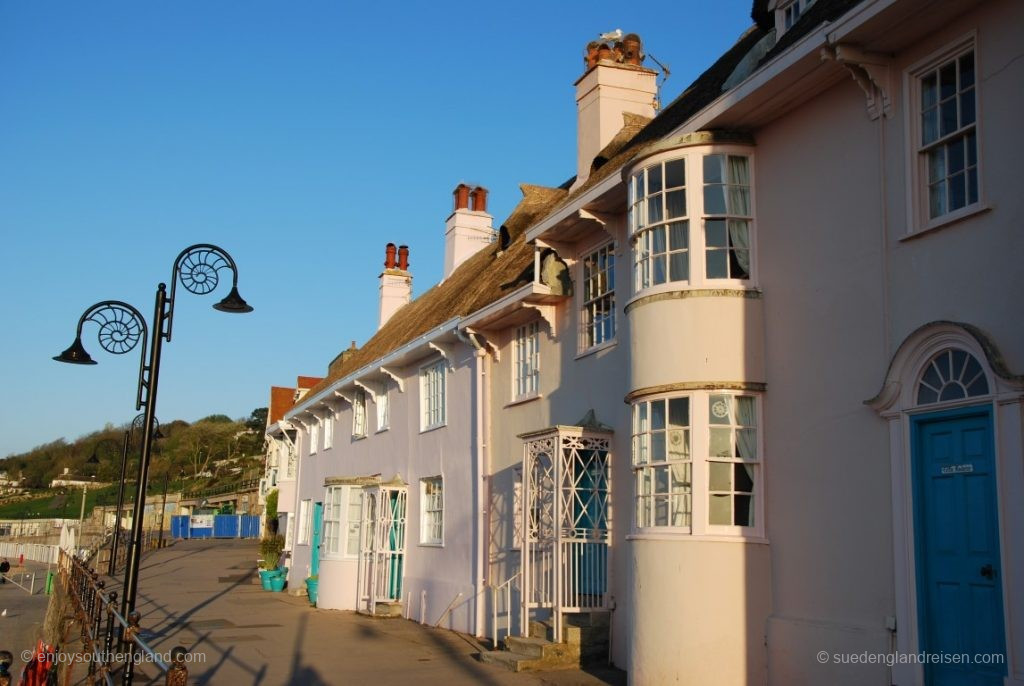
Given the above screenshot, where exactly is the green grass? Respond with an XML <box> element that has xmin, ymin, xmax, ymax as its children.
<box><xmin>0</xmin><ymin>484</ymin><xmax>122</xmax><ymax>519</ymax></box>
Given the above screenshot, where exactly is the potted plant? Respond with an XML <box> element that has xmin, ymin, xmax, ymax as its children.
<box><xmin>305</xmin><ymin>575</ymin><xmax>318</xmax><ymax>606</ymax></box>
<box><xmin>258</xmin><ymin>535</ymin><xmax>285</xmax><ymax>591</ymax></box>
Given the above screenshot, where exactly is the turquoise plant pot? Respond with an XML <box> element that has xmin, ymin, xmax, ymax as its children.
<box><xmin>305</xmin><ymin>577</ymin><xmax>318</xmax><ymax>606</ymax></box>
<box><xmin>270</xmin><ymin>575</ymin><xmax>286</xmax><ymax>592</ymax></box>
<box><xmin>259</xmin><ymin>570</ymin><xmax>274</xmax><ymax>591</ymax></box>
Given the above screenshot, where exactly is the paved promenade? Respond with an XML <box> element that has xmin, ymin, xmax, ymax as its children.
<box><xmin>0</xmin><ymin>560</ymin><xmax>53</xmax><ymax>678</ymax></box>
<box><xmin>104</xmin><ymin>539</ymin><xmax>624</xmax><ymax>686</ymax></box>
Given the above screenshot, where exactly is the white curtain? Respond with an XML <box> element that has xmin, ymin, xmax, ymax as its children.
<box><xmin>729</xmin><ymin>220</ymin><xmax>751</xmax><ymax>276</ymax></box>
<box><xmin>735</xmin><ymin>396</ymin><xmax>757</xmax><ymax>460</ymax></box>
<box><xmin>727</xmin><ymin>156</ymin><xmax>750</xmax><ymax>215</ymax></box>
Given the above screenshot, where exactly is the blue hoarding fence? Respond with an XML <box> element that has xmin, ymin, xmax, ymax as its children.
<box><xmin>172</xmin><ymin>514</ymin><xmax>261</xmax><ymax>540</ymax></box>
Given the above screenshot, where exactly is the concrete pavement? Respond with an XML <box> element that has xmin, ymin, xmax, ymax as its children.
<box><xmin>103</xmin><ymin>539</ymin><xmax>624</xmax><ymax>686</ymax></box>
<box><xmin>0</xmin><ymin>560</ymin><xmax>53</xmax><ymax>678</ymax></box>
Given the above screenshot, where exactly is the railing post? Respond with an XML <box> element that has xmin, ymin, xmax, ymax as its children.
<box><xmin>165</xmin><ymin>646</ymin><xmax>189</xmax><ymax>686</ymax></box>
<box><xmin>104</xmin><ymin>591</ymin><xmax>118</xmax><ymax>663</ymax></box>
<box><xmin>122</xmin><ymin>610</ymin><xmax>141</xmax><ymax>686</ymax></box>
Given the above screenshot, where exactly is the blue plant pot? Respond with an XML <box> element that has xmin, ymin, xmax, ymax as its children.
<box><xmin>305</xmin><ymin>577</ymin><xmax>319</xmax><ymax>606</ymax></box>
<box><xmin>270</xmin><ymin>575</ymin><xmax>286</xmax><ymax>592</ymax></box>
<box><xmin>259</xmin><ymin>570</ymin><xmax>274</xmax><ymax>591</ymax></box>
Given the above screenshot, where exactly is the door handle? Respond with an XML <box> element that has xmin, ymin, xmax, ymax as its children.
<box><xmin>980</xmin><ymin>564</ymin><xmax>995</xmax><ymax>580</ymax></box>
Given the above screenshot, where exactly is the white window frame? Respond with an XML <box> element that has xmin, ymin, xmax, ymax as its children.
<box><xmin>322</xmin><ymin>486</ymin><xmax>363</xmax><ymax>559</ymax></box>
<box><xmin>630</xmin><ymin>390</ymin><xmax>764</xmax><ymax>539</ymax></box>
<box><xmin>323</xmin><ymin>412</ymin><xmax>334</xmax><ymax>450</ymax></box>
<box><xmin>420</xmin><ymin>359</ymin><xmax>447</xmax><ymax>431</ymax></box>
<box><xmin>513</xmin><ymin>321</ymin><xmax>541</xmax><ymax>400</ymax></box>
<box><xmin>774</xmin><ymin>0</ymin><xmax>814</xmax><ymax>34</ymax></box>
<box><xmin>297</xmin><ymin>499</ymin><xmax>311</xmax><ymax>545</ymax></box>
<box><xmin>632</xmin><ymin>396</ymin><xmax>692</xmax><ymax>531</ymax></box>
<box><xmin>905</xmin><ymin>35</ymin><xmax>982</xmax><ymax>235</ymax></box>
<box><xmin>630</xmin><ymin>157</ymin><xmax>689</xmax><ymax>291</ymax></box>
<box><xmin>376</xmin><ymin>381</ymin><xmax>390</xmax><ymax>432</ymax></box>
<box><xmin>579</xmin><ymin>242</ymin><xmax>617</xmax><ymax>353</ymax></box>
<box><xmin>701</xmin><ymin>153</ymin><xmax>753</xmax><ymax>283</ymax></box>
<box><xmin>420</xmin><ymin>476</ymin><xmax>444</xmax><ymax>546</ymax></box>
<box><xmin>352</xmin><ymin>389</ymin><xmax>367</xmax><ymax>438</ymax></box>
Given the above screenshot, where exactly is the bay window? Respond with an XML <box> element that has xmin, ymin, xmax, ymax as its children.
<box><xmin>628</xmin><ymin>145</ymin><xmax>754</xmax><ymax>294</ymax></box>
<box><xmin>631</xmin><ymin>391</ymin><xmax>762</xmax><ymax>535</ymax></box>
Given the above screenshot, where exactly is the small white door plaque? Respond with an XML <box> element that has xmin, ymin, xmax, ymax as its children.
<box><xmin>941</xmin><ymin>464</ymin><xmax>974</xmax><ymax>475</ymax></box>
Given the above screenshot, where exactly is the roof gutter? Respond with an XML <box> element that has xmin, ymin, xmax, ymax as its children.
<box><xmin>284</xmin><ymin>317</ymin><xmax>462</xmax><ymax>421</ymax></box>
<box><xmin>672</xmin><ymin>0</ymin><xmax>898</xmax><ymax>135</ymax></box>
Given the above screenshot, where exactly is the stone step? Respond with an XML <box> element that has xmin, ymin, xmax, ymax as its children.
<box><xmin>477</xmin><ymin>649</ymin><xmax>579</xmax><ymax>673</ymax></box>
<box><xmin>504</xmin><ymin>636</ymin><xmax>579</xmax><ymax>662</ymax></box>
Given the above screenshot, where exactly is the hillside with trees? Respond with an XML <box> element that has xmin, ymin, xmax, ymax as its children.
<box><xmin>0</xmin><ymin>408</ymin><xmax>268</xmax><ymax>495</ymax></box>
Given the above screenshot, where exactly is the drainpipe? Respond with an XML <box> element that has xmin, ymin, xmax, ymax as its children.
<box><xmin>456</xmin><ymin>328</ymin><xmax>488</xmax><ymax>637</ymax></box>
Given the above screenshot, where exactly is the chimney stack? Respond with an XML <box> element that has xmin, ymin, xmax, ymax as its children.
<box><xmin>444</xmin><ymin>183</ymin><xmax>494</xmax><ymax>280</ymax></box>
<box><xmin>573</xmin><ymin>32</ymin><xmax>656</xmax><ymax>189</ymax></box>
<box><xmin>378</xmin><ymin>242</ymin><xmax>412</xmax><ymax>330</ymax></box>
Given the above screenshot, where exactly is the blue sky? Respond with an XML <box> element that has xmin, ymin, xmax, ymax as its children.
<box><xmin>0</xmin><ymin>1</ymin><xmax>753</xmax><ymax>457</ymax></box>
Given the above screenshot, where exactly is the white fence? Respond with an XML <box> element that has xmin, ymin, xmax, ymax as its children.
<box><xmin>0</xmin><ymin>541</ymin><xmax>60</xmax><ymax>564</ymax></box>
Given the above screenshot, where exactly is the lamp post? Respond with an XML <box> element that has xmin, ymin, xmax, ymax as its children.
<box><xmin>109</xmin><ymin>414</ymin><xmax>163</xmax><ymax>575</ymax></box>
<box><xmin>54</xmin><ymin>244</ymin><xmax>252</xmax><ymax>685</ymax></box>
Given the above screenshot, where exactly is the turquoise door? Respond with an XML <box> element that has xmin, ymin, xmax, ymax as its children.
<box><xmin>310</xmin><ymin>502</ymin><xmax>324</xmax><ymax>578</ymax></box>
<box><xmin>913</xmin><ymin>407</ymin><xmax>1006</xmax><ymax>685</ymax></box>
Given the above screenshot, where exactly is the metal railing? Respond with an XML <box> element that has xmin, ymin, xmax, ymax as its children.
<box><xmin>58</xmin><ymin>549</ymin><xmax>190</xmax><ymax>685</ymax></box>
<box><xmin>181</xmin><ymin>477</ymin><xmax>259</xmax><ymax>500</ymax></box>
<box><xmin>490</xmin><ymin>571</ymin><xmax>521</xmax><ymax>648</ymax></box>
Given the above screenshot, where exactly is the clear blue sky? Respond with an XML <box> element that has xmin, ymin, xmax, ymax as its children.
<box><xmin>1</xmin><ymin>1</ymin><xmax>753</xmax><ymax>458</ymax></box>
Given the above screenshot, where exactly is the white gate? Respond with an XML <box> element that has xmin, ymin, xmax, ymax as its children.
<box><xmin>357</xmin><ymin>485</ymin><xmax>407</xmax><ymax>615</ymax></box>
<box><xmin>520</xmin><ymin>427</ymin><xmax>611</xmax><ymax>641</ymax></box>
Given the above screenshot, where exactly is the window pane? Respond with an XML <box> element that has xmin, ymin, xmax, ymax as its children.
<box><xmin>710</xmin><ymin>428</ymin><xmax>733</xmax><ymax>457</ymax></box>
<box><xmin>921</xmin><ymin>73</ymin><xmax>938</xmax><ymax>109</ymax></box>
<box><xmin>665</xmin><ymin>190</ymin><xmax>687</xmax><ymax>219</ymax></box>
<box><xmin>710</xmin><ymin>395</ymin><xmax>731</xmax><ymax>423</ymax></box>
<box><xmin>703</xmin><ymin>154</ymin><xmax>724</xmax><ymax>184</ymax></box>
<box><xmin>939</xmin><ymin>62</ymin><xmax>956</xmax><ymax>100</ymax></box>
<box><xmin>648</xmin><ymin>164</ymin><xmax>662</xmax><ymax>195</ymax></box>
<box><xmin>651</xmin><ymin>226</ymin><xmax>666</xmax><ymax>253</ymax></box>
<box><xmin>709</xmin><ymin>461</ymin><xmax>731</xmax><ymax>491</ymax></box>
<box><xmin>959</xmin><ymin>52</ymin><xmax>974</xmax><ymax>88</ymax></box>
<box><xmin>949</xmin><ymin>172</ymin><xmax>966</xmax><ymax>210</ymax></box>
<box><xmin>668</xmin><ymin>221</ymin><xmax>688</xmax><ymax>250</ymax></box>
<box><xmin>922</xmin><ymin>108</ymin><xmax>938</xmax><ymax>145</ymax></box>
<box><xmin>734</xmin><ymin>495</ymin><xmax>753</xmax><ymax>527</ymax></box>
<box><xmin>668</xmin><ymin>397</ymin><xmax>689</xmax><ymax>428</ymax></box>
<box><xmin>665</xmin><ymin>159</ymin><xmax>685</xmax><ymax>188</ymax></box>
<box><xmin>704</xmin><ymin>185</ymin><xmax>726</xmax><ymax>214</ymax></box>
<box><xmin>652</xmin><ymin>254</ymin><xmax>666</xmax><ymax>285</ymax></box>
<box><xmin>948</xmin><ymin>140</ymin><xmax>965</xmax><ymax>173</ymax></box>
<box><xmin>705</xmin><ymin>220</ymin><xmax>727</xmax><ymax>247</ymax></box>
<box><xmin>734</xmin><ymin>464</ymin><xmax>754</xmax><ymax>492</ymax></box>
<box><xmin>940</xmin><ymin>99</ymin><xmax>958</xmax><ymax>137</ymax></box>
<box><xmin>648</xmin><ymin>195</ymin><xmax>664</xmax><ymax>224</ymax></box>
<box><xmin>966</xmin><ymin>131</ymin><xmax>977</xmax><ymax>166</ymax></box>
<box><xmin>960</xmin><ymin>88</ymin><xmax>975</xmax><ymax>126</ymax></box>
<box><xmin>669</xmin><ymin>252</ymin><xmax>689</xmax><ymax>282</ymax></box>
<box><xmin>651</xmin><ymin>399</ymin><xmax>665</xmax><ymax>430</ymax></box>
<box><xmin>727</xmin><ymin>156</ymin><xmax>749</xmax><ymax>185</ymax></box>
<box><xmin>652</xmin><ymin>432</ymin><xmax>666</xmax><ymax>462</ymax></box>
<box><xmin>929</xmin><ymin>181</ymin><xmax>946</xmax><ymax>219</ymax></box>
<box><xmin>967</xmin><ymin>168</ymin><xmax>978</xmax><ymax>205</ymax></box>
<box><xmin>709</xmin><ymin>494</ymin><xmax>731</xmax><ymax>525</ymax></box>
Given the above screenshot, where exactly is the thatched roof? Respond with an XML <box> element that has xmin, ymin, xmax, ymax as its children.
<box><xmin>298</xmin><ymin>183</ymin><xmax>567</xmax><ymax>401</ymax></box>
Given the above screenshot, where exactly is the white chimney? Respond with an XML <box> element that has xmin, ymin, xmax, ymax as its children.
<box><xmin>444</xmin><ymin>184</ymin><xmax>494</xmax><ymax>279</ymax></box>
<box><xmin>574</xmin><ymin>33</ymin><xmax>657</xmax><ymax>188</ymax></box>
<box><xmin>378</xmin><ymin>243</ymin><xmax>412</xmax><ymax>330</ymax></box>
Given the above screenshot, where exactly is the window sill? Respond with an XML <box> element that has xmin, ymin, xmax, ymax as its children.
<box><xmin>575</xmin><ymin>339</ymin><xmax>617</xmax><ymax>361</ymax></box>
<box><xmin>902</xmin><ymin>202</ymin><xmax>991</xmax><ymax>242</ymax></box>
<box><xmin>627</xmin><ymin>531</ymin><xmax>769</xmax><ymax>544</ymax></box>
<box><xmin>418</xmin><ymin>542</ymin><xmax>444</xmax><ymax>548</ymax></box>
<box><xmin>375</xmin><ymin>427</ymin><xmax>390</xmax><ymax>434</ymax></box>
<box><xmin>351</xmin><ymin>434</ymin><xmax>367</xmax><ymax>442</ymax></box>
<box><xmin>505</xmin><ymin>393</ymin><xmax>542</xmax><ymax>408</ymax></box>
<box><xmin>420</xmin><ymin>423</ymin><xmax>447</xmax><ymax>434</ymax></box>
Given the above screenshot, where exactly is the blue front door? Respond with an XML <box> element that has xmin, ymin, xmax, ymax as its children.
<box><xmin>913</xmin><ymin>407</ymin><xmax>1006</xmax><ymax>685</ymax></box>
<box><xmin>310</xmin><ymin>502</ymin><xmax>324</xmax><ymax>578</ymax></box>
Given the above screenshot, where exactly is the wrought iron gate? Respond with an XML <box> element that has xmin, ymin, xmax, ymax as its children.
<box><xmin>520</xmin><ymin>427</ymin><xmax>611</xmax><ymax>640</ymax></box>
<box><xmin>357</xmin><ymin>485</ymin><xmax>407</xmax><ymax>615</ymax></box>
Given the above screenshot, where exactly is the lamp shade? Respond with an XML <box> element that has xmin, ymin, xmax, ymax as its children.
<box><xmin>212</xmin><ymin>286</ymin><xmax>253</xmax><ymax>313</ymax></box>
<box><xmin>53</xmin><ymin>336</ymin><xmax>97</xmax><ymax>365</ymax></box>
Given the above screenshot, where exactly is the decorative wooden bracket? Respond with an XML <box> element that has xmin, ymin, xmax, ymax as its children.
<box><xmin>380</xmin><ymin>366</ymin><xmax>404</xmax><ymax>392</ymax></box>
<box><xmin>429</xmin><ymin>341</ymin><xmax>457</xmax><ymax>370</ymax></box>
<box><xmin>524</xmin><ymin>303</ymin><xmax>558</xmax><ymax>337</ymax></box>
<box><xmin>821</xmin><ymin>43</ymin><xmax>892</xmax><ymax>120</ymax></box>
<box><xmin>354</xmin><ymin>379</ymin><xmax>380</xmax><ymax>403</ymax></box>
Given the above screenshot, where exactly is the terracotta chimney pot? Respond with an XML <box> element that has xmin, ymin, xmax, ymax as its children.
<box><xmin>384</xmin><ymin>243</ymin><xmax>397</xmax><ymax>269</ymax></box>
<box><xmin>453</xmin><ymin>184</ymin><xmax>471</xmax><ymax>211</ymax></box>
<box><xmin>397</xmin><ymin>245</ymin><xmax>410</xmax><ymax>271</ymax></box>
<box><xmin>470</xmin><ymin>186</ymin><xmax>488</xmax><ymax>213</ymax></box>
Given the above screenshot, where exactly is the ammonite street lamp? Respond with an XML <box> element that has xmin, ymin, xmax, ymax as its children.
<box><xmin>54</xmin><ymin>244</ymin><xmax>251</xmax><ymax>686</ymax></box>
